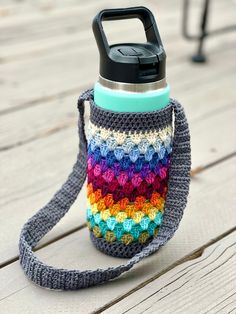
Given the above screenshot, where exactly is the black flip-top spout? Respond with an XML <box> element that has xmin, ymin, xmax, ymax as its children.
<box><xmin>92</xmin><ymin>6</ymin><xmax>166</xmax><ymax>84</ymax></box>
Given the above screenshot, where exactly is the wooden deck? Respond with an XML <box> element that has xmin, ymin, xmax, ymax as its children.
<box><xmin>0</xmin><ymin>0</ymin><xmax>236</xmax><ymax>313</ymax></box>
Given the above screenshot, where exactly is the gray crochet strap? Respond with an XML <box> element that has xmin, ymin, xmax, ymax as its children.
<box><xmin>19</xmin><ymin>90</ymin><xmax>191</xmax><ymax>290</ymax></box>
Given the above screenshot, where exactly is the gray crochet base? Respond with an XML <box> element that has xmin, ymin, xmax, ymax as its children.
<box><xmin>19</xmin><ymin>89</ymin><xmax>191</xmax><ymax>290</ymax></box>
<box><xmin>90</xmin><ymin>232</ymin><xmax>152</xmax><ymax>258</ymax></box>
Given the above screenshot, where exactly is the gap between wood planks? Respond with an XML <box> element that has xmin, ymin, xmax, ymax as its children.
<box><xmin>1</xmin><ymin>0</ymin><xmax>233</xmax><ymax>63</ymax></box>
<box><xmin>1</xmin><ymin>29</ymin><xmax>235</xmax><ymax>117</ymax></box>
<box><xmin>0</xmin><ymin>100</ymin><xmax>88</xmax><ymax>151</ymax></box>
<box><xmin>0</xmin><ymin>40</ymin><xmax>232</xmax><ymax>117</ymax></box>
<box><xmin>1</xmin><ymin>52</ymin><xmax>235</xmax><ymax>151</ymax></box>
<box><xmin>0</xmin><ymin>223</ymin><xmax>87</xmax><ymax>269</ymax></box>
<box><xmin>0</xmin><ymin>99</ymin><xmax>234</xmax><ymax>153</ymax></box>
<box><xmin>98</xmin><ymin>230</ymin><xmax>236</xmax><ymax>314</ymax></box>
<box><xmin>94</xmin><ymin>225</ymin><xmax>236</xmax><ymax>314</ymax></box>
<box><xmin>0</xmin><ymin>50</ymin><xmax>235</xmax><ymax>267</ymax></box>
<box><xmin>0</xmin><ymin>101</ymin><xmax>235</xmax><ymax>267</ymax></box>
<box><xmin>0</xmin><ymin>84</ymin><xmax>90</xmax><ymax>116</ymax></box>
<box><xmin>0</xmin><ymin>150</ymin><xmax>235</xmax><ymax>269</ymax></box>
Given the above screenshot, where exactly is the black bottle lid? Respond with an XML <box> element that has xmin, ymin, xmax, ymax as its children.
<box><xmin>92</xmin><ymin>7</ymin><xmax>166</xmax><ymax>84</ymax></box>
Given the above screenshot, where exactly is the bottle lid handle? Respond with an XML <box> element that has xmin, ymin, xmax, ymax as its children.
<box><xmin>92</xmin><ymin>6</ymin><xmax>164</xmax><ymax>57</ymax></box>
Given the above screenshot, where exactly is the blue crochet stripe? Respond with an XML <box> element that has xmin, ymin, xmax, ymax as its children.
<box><xmin>88</xmin><ymin>145</ymin><xmax>171</xmax><ymax>168</ymax></box>
<box><xmin>88</xmin><ymin>138</ymin><xmax>172</xmax><ymax>161</ymax></box>
<box><xmin>88</xmin><ymin>133</ymin><xmax>173</xmax><ymax>154</ymax></box>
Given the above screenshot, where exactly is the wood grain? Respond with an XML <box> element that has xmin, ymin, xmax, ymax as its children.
<box><xmin>103</xmin><ymin>231</ymin><xmax>236</xmax><ymax>314</ymax></box>
<box><xmin>0</xmin><ymin>100</ymin><xmax>235</xmax><ymax>265</ymax></box>
<box><xmin>0</xmin><ymin>157</ymin><xmax>235</xmax><ymax>313</ymax></box>
<box><xmin>0</xmin><ymin>1</ymin><xmax>236</xmax><ymax>312</ymax></box>
<box><xmin>1</xmin><ymin>0</ymin><xmax>235</xmax><ymax>113</ymax></box>
<box><xmin>0</xmin><ymin>127</ymin><xmax>85</xmax><ymax>266</ymax></box>
<box><xmin>0</xmin><ymin>0</ymin><xmax>235</xmax><ymax>265</ymax></box>
<box><xmin>1</xmin><ymin>0</ymin><xmax>234</xmax><ymax>60</ymax></box>
<box><xmin>0</xmin><ymin>0</ymin><xmax>153</xmax><ymax>59</ymax></box>
<box><xmin>1</xmin><ymin>53</ymin><xmax>235</xmax><ymax>151</ymax></box>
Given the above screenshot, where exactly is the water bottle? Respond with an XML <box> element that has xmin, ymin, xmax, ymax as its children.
<box><xmin>86</xmin><ymin>6</ymin><xmax>190</xmax><ymax>258</ymax></box>
<box><xmin>19</xmin><ymin>6</ymin><xmax>191</xmax><ymax>290</ymax></box>
<box><xmin>93</xmin><ymin>7</ymin><xmax>170</xmax><ymax>112</ymax></box>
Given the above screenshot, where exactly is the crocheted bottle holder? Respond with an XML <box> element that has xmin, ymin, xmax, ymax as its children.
<box><xmin>19</xmin><ymin>89</ymin><xmax>191</xmax><ymax>290</ymax></box>
<box><xmin>88</xmin><ymin>99</ymin><xmax>173</xmax><ymax>257</ymax></box>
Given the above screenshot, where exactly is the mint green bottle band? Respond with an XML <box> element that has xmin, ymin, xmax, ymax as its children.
<box><xmin>94</xmin><ymin>82</ymin><xmax>170</xmax><ymax>112</ymax></box>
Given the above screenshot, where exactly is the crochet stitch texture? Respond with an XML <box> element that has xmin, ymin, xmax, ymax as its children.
<box><xmin>87</xmin><ymin>102</ymin><xmax>173</xmax><ymax>257</ymax></box>
<box><xmin>19</xmin><ymin>90</ymin><xmax>191</xmax><ymax>290</ymax></box>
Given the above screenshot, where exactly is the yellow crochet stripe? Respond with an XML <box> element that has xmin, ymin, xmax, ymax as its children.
<box><xmin>88</xmin><ymin>121</ymin><xmax>172</xmax><ymax>145</ymax></box>
<box><xmin>88</xmin><ymin>205</ymin><xmax>162</xmax><ymax>223</ymax></box>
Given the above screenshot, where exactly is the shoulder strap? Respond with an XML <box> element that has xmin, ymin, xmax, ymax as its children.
<box><xmin>19</xmin><ymin>90</ymin><xmax>191</xmax><ymax>290</ymax></box>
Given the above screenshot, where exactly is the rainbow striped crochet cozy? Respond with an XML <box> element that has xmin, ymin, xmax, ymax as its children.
<box><xmin>87</xmin><ymin>101</ymin><xmax>173</xmax><ymax>257</ymax></box>
<box><xmin>19</xmin><ymin>90</ymin><xmax>191</xmax><ymax>289</ymax></box>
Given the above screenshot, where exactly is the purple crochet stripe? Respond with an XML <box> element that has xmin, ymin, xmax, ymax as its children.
<box><xmin>87</xmin><ymin>176</ymin><xmax>168</xmax><ymax>202</ymax></box>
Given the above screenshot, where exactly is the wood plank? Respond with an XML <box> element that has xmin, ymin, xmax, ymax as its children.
<box><xmin>0</xmin><ymin>1</ymin><xmax>130</xmax><ymax>46</ymax></box>
<box><xmin>0</xmin><ymin>0</ymin><xmax>84</xmax><ymax>18</ymax></box>
<box><xmin>0</xmin><ymin>0</ymin><xmax>119</xmax><ymax>24</ymax></box>
<box><xmin>0</xmin><ymin>2</ymin><xmax>235</xmax><ymax>265</ymax></box>
<box><xmin>0</xmin><ymin>34</ymin><xmax>235</xmax><ymax>149</ymax></box>
<box><xmin>1</xmin><ymin>0</ymin><xmax>234</xmax><ymax>51</ymax></box>
<box><xmin>102</xmin><ymin>231</ymin><xmax>236</xmax><ymax>314</ymax></box>
<box><xmin>0</xmin><ymin>157</ymin><xmax>235</xmax><ymax>313</ymax></box>
<box><xmin>0</xmin><ymin>0</ymin><xmax>156</xmax><ymax>60</ymax></box>
<box><xmin>1</xmin><ymin>1</ymin><xmax>235</xmax><ymax>113</ymax></box>
<box><xmin>1</xmin><ymin>50</ymin><xmax>235</xmax><ymax>151</ymax></box>
<box><xmin>0</xmin><ymin>20</ymin><xmax>146</xmax><ymax>113</ymax></box>
<box><xmin>188</xmin><ymin>104</ymin><xmax>236</xmax><ymax>168</ymax></box>
<box><xmin>0</xmin><ymin>89</ymin><xmax>235</xmax><ymax>265</ymax></box>
<box><xmin>0</xmin><ymin>1</ymin><xmax>235</xmax><ymax>311</ymax></box>
<box><xmin>0</xmin><ymin>0</ymin><xmax>234</xmax><ymax>64</ymax></box>
<box><xmin>0</xmin><ymin>127</ymin><xmax>86</xmax><ymax>266</ymax></box>
<box><xmin>1</xmin><ymin>32</ymin><xmax>234</xmax><ymax>114</ymax></box>
<box><xmin>0</xmin><ymin>93</ymin><xmax>80</xmax><ymax>151</ymax></box>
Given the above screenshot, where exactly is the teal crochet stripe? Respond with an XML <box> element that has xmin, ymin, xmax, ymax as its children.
<box><xmin>87</xmin><ymin>208</ymin><xmax>163</xmax><ymax>240</ymax></box>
